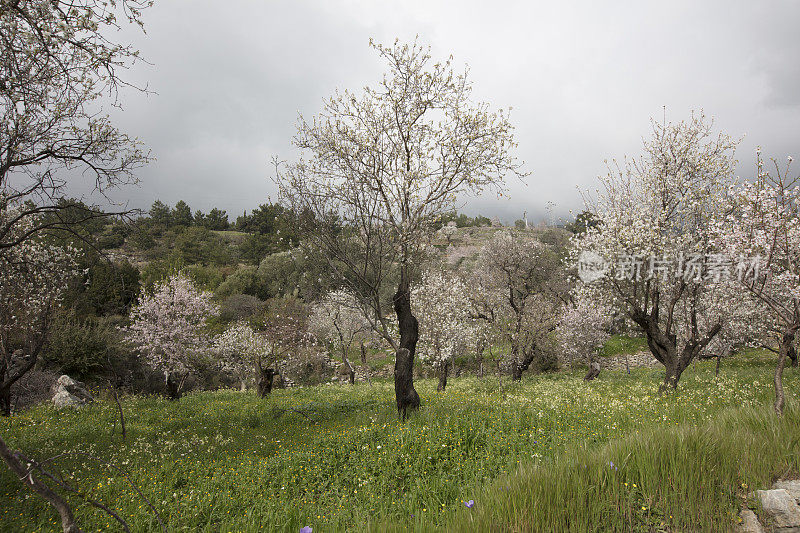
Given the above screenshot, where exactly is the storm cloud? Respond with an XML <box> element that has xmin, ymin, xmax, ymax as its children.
<box><xmin>98</xmin><ymin>0</ymin><xmax>800</xmax><ymax>224</ymax></box>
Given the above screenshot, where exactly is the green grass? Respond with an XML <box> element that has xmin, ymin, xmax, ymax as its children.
<box><xmin>421</xmin><ymin>402</ymin><xmax>800</xmax><ymax>532</ymax></box>
<box><xmin>600</xmin><ymin>335</ymin><xmax>649</xmax><ymax>358</ymax></box>
<box><xmin>0</xmin><ymin>358</ymin><xmax>797</xmax><ymax>532</ymax></box>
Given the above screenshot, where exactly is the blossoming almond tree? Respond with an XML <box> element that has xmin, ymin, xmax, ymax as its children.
<box><xmin>412</xmin><ymin>270</ymin><xmax>476</xmax><ymax>391</ymax></box>
<box><xmin>278</xmin><ymin>38</ymin><xmax>527</xmax><ymax>419</ymax></box>
<box><xmin>475</xmin><ymin>231</ymin><xmax>568</xmax><ymax>381</ymax></box>
<box><xmin>310</xmin><ymin>290</ymin><xmax>370</xmax><ymax>385</ymax></box>
<box><xmin>213</xmin><ymin>321</ymin><xmax>268</xmax><ymax>392</ymax></box>
<box><xmin>255</xmin><ymin>296</ymin><xmax>316</xmax><ymax>396</ymax></box>
<box><xmin>1</xmin><ymin>3</ymin><xmax>155</xmax><ymax>531</ymax></box>
<box><xmin>713</xmin><ymin>151</ymin><xmax>800</xmax><ymax>414</ymax></box>
<box><xmin>0</xmin><ymin>208</ymin><xmax>78</xmax><ymax>416</ymax></box>
<box><xmin>123</xmin><ymin>273</ymin><xmax>218</xmax><ymax>400</ymax></box>
<box><xmin>556</xmin><ymin>293</ymin><xmax>610</xmax><ymax>374</ymax></box>
<box><xmin>574</xmin><ymin>113</ymin><xmax>739</xmax><ymax>391</ymax></box>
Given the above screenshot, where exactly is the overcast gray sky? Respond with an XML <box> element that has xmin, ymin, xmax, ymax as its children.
<box><xmin>101</xmin><ymin>0</ymin><xmax>800</xmax><ymax>225</ymax></box>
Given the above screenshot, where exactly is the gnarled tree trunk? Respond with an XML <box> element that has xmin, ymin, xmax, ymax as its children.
<box><xmin>437</xmin><ymin>360</ymin><xmax>451</xmax><ymax>392</ymax></box>
<box><xmin>342</xmin><ymin>352</ymin><xmax>356</xmax><ymax>385</ymax></box>
<box><xmin>584</xmin><ymin>361</ymin><xmax>601</xmax><ymax>381</ymax></box>
<box><xmin>511</xmin><ymin>350</ymin><xmax>534</xmax><ymax>381</ymax></box>
<box><xmin>164</xmin><ymin>372</ymin><xmax>181</xmax><ymax>401</ymax></box>
<box><xmin>393</xmin><ymin>276</ymin><xmax>420</xmax><ymax>420</ymax></box>
<box><xmin>257</xmin><ymin>367</ymin><xmax>276</xmax><ymax>398</ymax></box>
<box><xmin>0</xmin><ymin>387</ymin><xmax>11</xmax><ymax>417</ymax></box>
<box><xmin>633</xmin><ymin>310</ymin><xmax>721</xmax><ymax>392</ymax></box>
<box><xmin>788</xmin><ymin>344</ymin><xmax>798</xmax><ymax>368</ymax></box>
<box><xmin>360</xmin><ymin>343</ymin><xmax>372</xmax><ymax>386</ymax></box>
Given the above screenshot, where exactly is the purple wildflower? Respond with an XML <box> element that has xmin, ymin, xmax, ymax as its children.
<box><xmin>465</xmin><ymin>500</ymin><xmax>475</xmax><ymax>509</ymax></box>
<box><xmin>300</xmin><ymin>527</ymin><xmax>312</xmax><ymax>533</ymax></box>
<box><xmin>609</xmin><ymin>461</ymin><xmax>617</xmax><ymax>471</ymax></box>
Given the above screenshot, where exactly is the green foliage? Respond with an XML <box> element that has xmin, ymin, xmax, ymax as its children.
<box><xmin>172</xmin><ymin>226</ymin><xmax>233</xmax><ymax>266</ymax></box>
<box><xmin>215</xmin><ymin>265</ymin><xmax>260</xmax><ymax>299</ymax></box>
<box><xmin>219</xmin><ymin>294</ymin><xmax>266</xmax><ymax>322</ymax></box>
<box><xmin>149</xmin><ymin>200</ymin><xmax>172</xmax><ymax>227</ymax></box>
<box><xmin>203</xmin><ymin>208</ymin><xmax>229</xmax><ymax>230</ymax></box>
<box><xmin>434</xmin><ymin>212</ymin><xmax>492</xmax><ymax>230</ymax></box>
<box><xmin>182</xmin><ymin>264</ymin><xmax>227</xmax><ymax>292</ymax></box>
<box><xmin>64</xmin><ymin>258</ymin><xmax>140</xmax><ymax>317</ymax></box>
<box><xmin>1</xmin><ymin>358</ymin><xmax>796</xmax><ymax>532</ymax></box>
<box><xmin>172</xmin><ymin>200</ymin><xmax>193</xmax><ymax>227</ymax></box>
<box><xmin>139</xmin><ymin>258</ymin><xmax>185</xmax><ymax>292</ymax></box>
<box><xmin>238</xmin><ymin>233</ymin><xmax>281</xmax><ymax>265</ymax></box>
<box><xmin>41</xmin><ymin>312</ymin><xmax>127</xmax><ymax>379</ymax></box>
<box><xmin>436</xmin><ymin>404</ymin><xmax>800</xmax><ymax>533</ymax></box>
<box><xmin>565</xmin><ymin>209</ymin><xmax>600</xmax><ymax>235</ymax></box>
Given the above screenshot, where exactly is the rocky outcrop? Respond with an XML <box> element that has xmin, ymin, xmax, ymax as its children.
<box><xmin>737</xmin><ymin>480</ymin><xmax>800</xmax><ymax>533</ymax></box>
<box><xmin>51</xmin><ymin>375</ymin><xmax>94</xmax><ymax>409</ymax></box>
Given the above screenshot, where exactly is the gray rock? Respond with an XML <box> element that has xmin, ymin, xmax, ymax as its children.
<box><xmin>735</xmin><ymin>509</ymin><xmax>765</xmax><ymax>533</ymax></box>
<box><xmin>51</xmin><ymin>375</ymin><xmax>94</xmax><ymax>409</ymax></box>
<box><xmin>774</xmin><ymin>481</ymin><xmax>800</xmax><ymax>506</ymax></box>
<box><xmin>757</xmin><ymin>489</ymin><xmax>800</xmax><ymax>532</ymax></box>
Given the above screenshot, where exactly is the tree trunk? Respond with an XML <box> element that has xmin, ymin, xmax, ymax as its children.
<box><xmin>360</xmin><ymin>343</ymin><xmax>372</xmax><ymax>386</ymax></box>
<box><xmin>661</xmin><ymin>359</ymin><xmax>682</xmax><ymax>392</ymax></box>
<box><xmin>512</xmin><ymin>352</ymin><xmax>534</xmax><ymax>381</ymax></box>
<box><xmin>164</xmin><ymin>372</ymin><xmax>181</xmax><ymax>401</ymax></box>
<box><xmin>437</xmin><ymin>360</ymin><xmax>451</xmax><ymax>392</ymax></box>
<box><xmin>257</xmin><ymin>367</ymin><xmax>276</xmax><ymax>398</ymax></box>
<box><xmin>788</xmin><ymin>344</ymin><xmax>798</xmax><ymax>368</ymax></box>
<box><xmin>0</xmin><ymin>386</ymin><xmax>11</xmax><ymax>417</ymax></box>
<box><xmin>715</xmin><ymin>354</ymin><xmax>721</xmax><ymax>377</ymax></box>
<box><xmin>240</xmin><ymin>379</ymin><xmax>247</xmax><ymax>392</ymax></box>
<box><xmin>0</xmin><ymin>435</ymin><xmax>82</xmax><ymax>532</ymax></box>
<box><xmin>393</xmin><ymin>277</ymin><xmax>420</xmax><ymax>420</ymax></box>
<box><xmin>584</xmin><ymin>361</ymin><xmax>601</xmax><ymax>381</ymax></box>
<box><xmin>342</xmin><ymin>351</ymin><xmax>355</xmax><ymax>385</ymax></box>
<box><xmin>775</xmin><ymin>333</ymin><xmax>794</xmax><ymax>416</ymax></box>
<box><xmin>477</xmin><ymin>359</ymin><xmax>484</xmax><ymax>379</ymax></box>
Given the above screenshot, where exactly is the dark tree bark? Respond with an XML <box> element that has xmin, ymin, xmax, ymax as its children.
<box><xmin>164</xmin><ymin>372</ymin><xmax>181</xmax><ymax>401</ymax></box>
<box><xmin>360</xmin><ymin>343</ymin><xmax>372</xmax><ymax>386</ymax></box>
<box><xmin>788</xmin><ymin>344</ymin><xmax>798</xmax><ymax>368</ymax></box>
<box><xmin>0</xmin><ymin>435</ymin><xmax>81</xmax><ymax>532</ymax></box>
<box><xmin>511</xmin><ymin>351</ymin><xmax>534</xmax><ymax>381</ymax></box>
<box><xmin>775</xmin><ymin>332</ymin><xmax>795</xmax><ymax>416</ymax></box>
<box><xmin>257</xmin><ymin>367</ymin><xmax>276</xmax><ymax>398</ymax></box>
<box><xmin>436</xmin><ymin>360</ymin><xmax>451</xmax><ymax>392</ymax></box>
<box><xmin>342</xmin><ymin>352</ymin><xmax>356</xmax><ymax>385</ymax></box>
<box><xmin>393</xmin><ymin>277</ymin><xmax>420</xmax><ymax>420</ymax></box>
<box><xmin>0</xmin><ymin>387</ymin><xmax>10</xmax><ymax>417</ymax></box>
<box><xmin>631</xmin><ymin>307</ymin><xmax>721</xmax><ymax>392</ymax></box>
<box><xmin>583</xmin><ymin>361</ymin><xmax>601</xmax><ymax>381</ymax></box>
<box><xmin>394</xmin><ymin>348</ymin><xmax>419</xmax><ymax>420</ymax></box>
<box><xmin>1</xmin><ymin>337</ymin><xmax>47</xmax><ymax>417</ymax></box>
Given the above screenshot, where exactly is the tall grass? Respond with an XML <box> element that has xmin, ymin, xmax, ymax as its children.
<box><xmin>392</xmin><ymin>403</ymin><xmax>800</xmax><ymax>532</ymax></box>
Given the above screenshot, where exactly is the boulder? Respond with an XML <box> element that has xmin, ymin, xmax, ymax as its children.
<box><xmin>774</xmin><ymin>481</ymin><xmax>800</xmax><ymax>506</ymax></box>
<box><xmin>757</xmin><ymin>489</ymin><xmax>800</xmax><ymax>532</ymax></box>
<box><xmin>51</xmin><ymin>375</ymin><xmax>94</xmax><ymax>409</ymax></box>
<box><xmin>735</xmin><ymin>509</ymin><xmax>765</xmax><ymax>533</ymax></box>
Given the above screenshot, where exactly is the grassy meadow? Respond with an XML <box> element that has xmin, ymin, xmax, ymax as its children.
<box><xmin>1</xmin><ymin>353</ymin><xmax>798</xmax><ymax>532</ymax></box>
